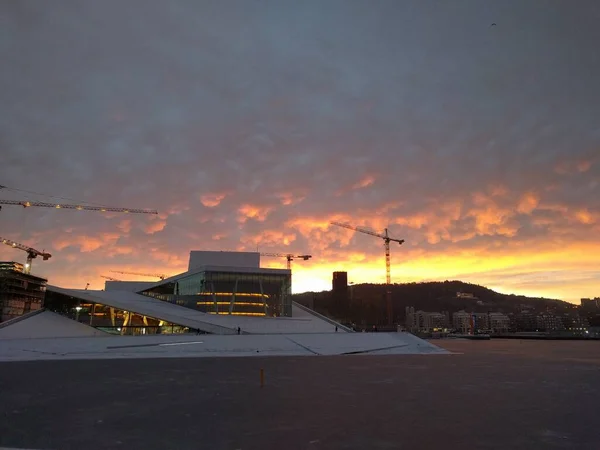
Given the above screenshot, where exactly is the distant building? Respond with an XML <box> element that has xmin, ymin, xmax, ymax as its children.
<box><xmin>423</xmin><ymin>312</ymin><xmax>446</xmax><ymax>331</ymax></box>
<box><xmin>581</xmin><ymin>298</ymin><xmax>600</xmax><ymax>310</ymax></box>
<box><xmin>332</xmin><ymin>271</ymin><xmax>349</xmax><ymax>313</ymax></box>
<box><xmin>472</xmin><ymin>313</ymin><xmax>488</xmax><ymax>331</ymax></box>
<box><xmin>488</xmin><ymin>312</ymin><xmax>510</xmax><ymax>333</ymax></box>
<box><xmin>405</xmin><ymin>307</ymin><xmax>447</xmax><ymax>332</ymax></box>
<box><xmin>536</xmin><ymin>314</ymin><xmax>565</xmax><ymax>332</ymax></box>
<box><xmin>561</xmin><ymin>314</ymin><xmax>589</xmax><ymax>333</ymax></box>
<box><xmin>0</xmin><ymin>262</ymin><xmax>47</xmax><ymax>323</ymax></box>
<box><xmin>452</xmin><ymin>310</ymin><xmax>472</xmax><ymax>333</ymax></box>
<box><xmin>456</xmin><ymin>292</ymin><xmax>477</xmax><ymax>299</ymax></box>
<box><xmin>332</xmin><ymin>272</ymin><xmax>348</xmax><ymax>293</ymax></box>
<box><xmin>511</xmin><ymin>311</ymin><xmax>537</xmax><ymax>332</ymax></box>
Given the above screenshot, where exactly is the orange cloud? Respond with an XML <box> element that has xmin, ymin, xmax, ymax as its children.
<box><xmin>117</xmin><ymin>219</ymin><xmax>132</xmax><ymax>234</ymax></box>
<box><xmin>200</xmin><ymin>193</ymin><xmax>226</xmax><ymax>207</ymax></box>
<box><xmin>352</xmin><ymin>175</ymin><xmax>375</xmax><ymax>190</ymax></box>
<box><xmin>275</xmin><ymin>192</ymin><xmax>306</xmax><ymax>206</ymax></box>
<box><xmin>517</xmin><ymin>192</ymin><xmax>539</xmax><ymax>214</ymax></box>
<box><xmin>144</xmin><ymin>218</ymin><xmax>167</xmax><ymax>234</ymax></box>
<box><xmin>240</xmin><ymin>229</ymin><xmax>297</xmax><ymax>248</ymax></box>
<box><xmin>575</xmin><ymin>209</ymin><xmax>595</xmax><ymax>225</ymax></box>
<box><xmin>237</xmin><ymin>204</ymin><xmax>274</xmax><ymax>223</ymax></box>
<box><xmin>52</xmin><ymin>233</ymin><xmax>120</xmax><ymax>253</ymax></box>
<box><xmin>105</xmin><ymin>246</ymin><xmax>136</xmax><ymax>257</ymax></box>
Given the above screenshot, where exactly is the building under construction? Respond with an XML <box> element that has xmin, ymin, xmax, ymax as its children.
<box><xmin>0</xmin><ymin>261</ymin><xmax>47</xmax><ymax>322</ymax></box>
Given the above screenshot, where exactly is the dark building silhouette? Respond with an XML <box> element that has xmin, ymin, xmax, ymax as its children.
<box><xmin>332</xmin><ymin>271</ymin><xmax>348</xmax><ymax>293</ymax></box>
<box><xmin>332</xmin><ymin>272</ymin><xmax>349</xmax><ymax>315</ymax></box>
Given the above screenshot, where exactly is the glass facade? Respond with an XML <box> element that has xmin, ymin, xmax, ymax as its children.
<box><xmin>141</xmin><ymin>269</ymin><xmax>292</xmax><ymax>317</ymax></box>
<box><xmin>44</xmin><ymin>290</ymin><xmax>193</xmax><ymax>336</ymax></box>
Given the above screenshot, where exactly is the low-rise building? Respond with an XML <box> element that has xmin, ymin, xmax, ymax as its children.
<box><xmin>405</xmin><ymin>307</ymin><xmax>448</xmax><ymax>332</ymax></box>
<box><xmin>511</xmin><ymin>311</ymin><xmax>537</xmax><ymax>332</ymax></box>
<box><xmin>472</xmin><ymin>312</ymin><xmax>489</xmax><ymax>331</ymax></box>
<box><xmin>488</xmin><ymin>312</ymin><xmax>510</xmax><ymax>333</ymax></box>
<box><xmin>536</xmin><ymin>314</ymin><xmax>565</xmax><ymax>332</ymax></box>
<box><xmin>453</xmin><ymin>310</ymin><xmax>471</xmax><ymax>333</ymax></box>
<box><xmin>422</xmin><ymin>312</ymin><xmax>446</xmax><ymax>331</ymax></box>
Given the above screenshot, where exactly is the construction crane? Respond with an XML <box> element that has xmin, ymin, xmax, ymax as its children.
<box><xmin>101</xmin><ymin>275</ymin><xmax>121</xmax><ymax>281</ymax></box>
<box><xmin>0</xmin><ymin>184</ymin><xmax>158</xmax><ymax>214</ymax></box>
<box><xmin>330</xmin><ymin>222</ymin><xmax>404</xmax><ymax>284</ymax></box>
<box><xmin>110</xmin><ymin>270</ymin><xmax>166</xmax><ymax>280</ymax></box>
<box><xmin>260</xmin><ymin>253</ymin><xmax>312</xmax><ymax>270</ymax></box>
<box><xmin>0</xmin><ymin>236</ymin><xmax>51</xmax><ymax>274</ymax></box>
<box><xmin>0</xmin><ymin>199</ymin><xmax>158</xmax><ymax>215</ymax></box>
<box><xmin>330</xmin><ymin>222</ymin><xmax>405</xmax><ymax>326</ymax></box>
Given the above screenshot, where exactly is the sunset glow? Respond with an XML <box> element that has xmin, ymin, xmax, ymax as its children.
<box><xmin>1</xmin><ymin>1</ymin><xmax>599</xmax><ymax>304</ymax></box>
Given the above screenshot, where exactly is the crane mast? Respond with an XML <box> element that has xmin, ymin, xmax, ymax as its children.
<box><xmin>0</xmin><ymin>237</ymin><xmax>51</xmax><ymax>274</ymax></box>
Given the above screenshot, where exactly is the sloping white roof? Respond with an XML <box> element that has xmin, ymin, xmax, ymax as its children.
<box><xmin>46</xmin><ymin>286</ymin><xmax>348</xmax><ymax>334</ymax></box>
<box><xmin>0</xmin><ymin>332</ymin><xmax>448</xmax><ymax>362</ymax></box>
<box><xmin>47</xmin><ymin>286</ymin><xmax>237</xmax><ymax>335</ymax></box>
<box><xmin>0</xmin><ymin>310</ymin><xmax>108</xmax><ymax>340</ymax></box>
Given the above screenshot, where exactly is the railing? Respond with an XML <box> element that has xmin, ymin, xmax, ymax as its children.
<box><xmin>0</xmin><ymin>308</ymin><xmax>46</xmax><ymax>329</ymax></box>
<box><xmin>292</xmin><ymin>301</ymin><xmax>354</xmax><ymax>332</ymax></box>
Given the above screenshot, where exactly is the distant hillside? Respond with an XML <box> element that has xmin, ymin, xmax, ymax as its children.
<box><xmin>293</xmin><ymin>280</ymin><xmax>574</xmax><ymax>327</ymax></box>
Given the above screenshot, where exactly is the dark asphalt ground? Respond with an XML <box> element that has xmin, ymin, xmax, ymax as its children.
<box><xmin>1</xmin><ymin>339</ymin><xmax>599</xmax><ymax>450</ymax></box>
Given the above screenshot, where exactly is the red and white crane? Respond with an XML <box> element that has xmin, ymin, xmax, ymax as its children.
<box><xmin>260</xmin><ymin>253</ymin><xmax>312</xmax><ymax>270</ymax></box>
<box><xmin>0</xmin><ymin>237</ymin><xmax>51</xmax><ymax>274</ymax></box>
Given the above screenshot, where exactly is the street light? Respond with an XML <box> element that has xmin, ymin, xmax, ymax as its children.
<box><xmin>75</xmin><ymin>305</ymin><xmax>82</xmax><ymax>322</ymax></box>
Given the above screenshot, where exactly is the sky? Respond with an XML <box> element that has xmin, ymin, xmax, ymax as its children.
<box><xmin>1</xmin><ymin>0</ymin><xmax>599</xmax><ymax>303</ymax></box>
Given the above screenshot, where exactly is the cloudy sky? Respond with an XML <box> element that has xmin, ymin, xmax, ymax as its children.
<box><xmin>1</xmin><ymin>0</ymin><xmax>599</xmax><ymax>302</ymax></box>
